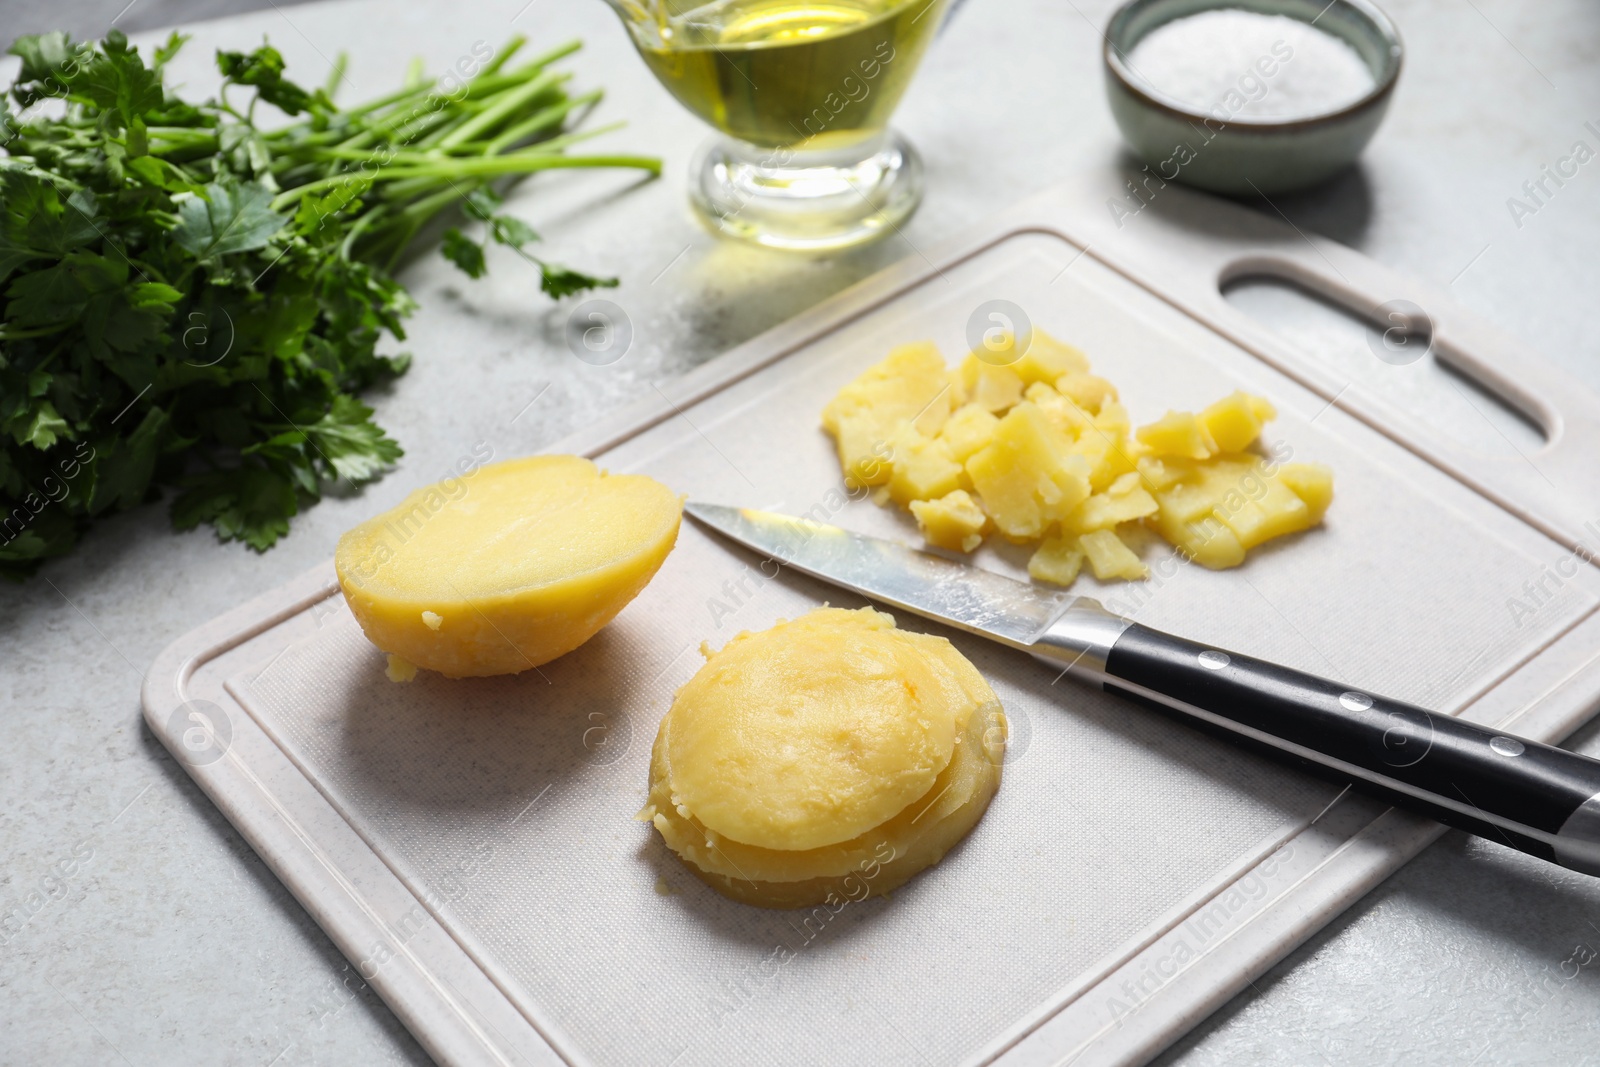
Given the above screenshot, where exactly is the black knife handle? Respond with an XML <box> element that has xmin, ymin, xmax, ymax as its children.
<box><xmin>1031</xmin><ymin>604</ymin><xmax>1600</xmax><ymax>875</ymax></box>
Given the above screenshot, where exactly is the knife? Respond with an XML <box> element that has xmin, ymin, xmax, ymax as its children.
<box><xmin>685</xmin><ymin>502</ymin><xmax>1600</xmax><ymax>877</ymax></box>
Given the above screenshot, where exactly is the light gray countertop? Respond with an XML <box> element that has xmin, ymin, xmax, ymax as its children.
<box><xmin>3</xmin><ymin>0</ymin><xmax>1600</xmax><ymax>1064</ymax></box>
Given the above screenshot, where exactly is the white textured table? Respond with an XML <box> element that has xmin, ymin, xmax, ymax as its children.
<box><xmin>3</xmin><ymin>1</ymin><xmax>1598</xmax><ymax>1064</ymax></box>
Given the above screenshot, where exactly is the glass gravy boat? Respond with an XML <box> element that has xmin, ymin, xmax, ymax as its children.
<box><xmin>605</xmin><ymin>0</ymin><xmax>948</xmax><ymax>251</ymax></box>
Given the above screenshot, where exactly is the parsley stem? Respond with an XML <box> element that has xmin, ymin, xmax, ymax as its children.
<box><xmin>475</xmin><ymin>34</ymin><xmax>528</xmax><ymax>79</ymax></box>
<box><xmin>436</xmin><ymin>72</ymin><xmax>562</xmax><ymax>149</ymax></box>
<box><xmin>0</xmin><ymin>324</ymin><xmax>71</xmax><ymax>341</ymax></box>
<box><xmin>484</xmin><ymin>90</ymin><xmax>602</xmax><ymax>155</ymax></box>
<box><xmin>269</xmin><ymin>152</ymin><xmax>658</xmax><ymax>211</ymax></box>
<box><xmin>373</xmin><ymin>153</ymin><xmax>662</xmax><ymax>180</ymax></box>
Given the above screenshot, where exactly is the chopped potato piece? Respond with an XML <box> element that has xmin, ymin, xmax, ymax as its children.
<box><xmin>1024</xmin><ymin>381</ymin><xmax>1092</xmax><ymax>437</ymax></box>
<box><xmin>1028</xmin><ymin>534</ymin><xmax>1085</xmax><ymax>586</ymax></box>
<box><xmin>1201</xmin><ymin>458</ymin><xmax>1311</xmax><ymax>549</ymax></box>
<box><xmin>1080</xmin><ymin>528</ymin><xmax>1149</xmax><ymax>580</ymax></box>
<box><xmin>1072</xmin><ymin>429</ymin><xmax>1139</xmax><ymax>493</ymax></box>
<box><xmin>1150</xmin><ymin>508</ymin><xmax>1247</xmax><ymax>569</ymax></box>
<box><xmin>1135</xmin><ymin>455</ymin><xmax>1188</xmax><ymax>490</ymax></box>
<box><xmin>1219</xmin><ymin>485</ymin><xmax>1311</xmax><ymax>549</ymax></box>
<box><xmin>1277</xmin><ymin>462</ymin><xmax>1335</xmax><ymax>519</ymax></box>
<box><xmin>1136</xmin><ymin>411</ymin><xmax>1218</xmax><ymax>460</ymax></box>
<box><xmin>1094</xmin><ymin>400</ymin><xmax>1132</xmax><ymax>438</ymax></box>
<box><xmin>968</xmin><ymin>328</ymin><xmax>1026</xmax><ymax>372</ymax></box>
<box><xmin>1152</xmin><ymin>477</ymin><xmax>1218</xmax><ymax>524</ymax></box>
<box><xmin>1199</xmin><ymin>391</ymin><xmax>1271</xmax><ymax>453</ymax></box>
<box><xmin>887</xmin><ymin>428</ymin><xmax>964</xmax><ymax>505</ymax></box>
<box><xmin>910</xmin><ymin>490</ymin><xmax>988</xmax><ymax>553</ymax></box>
<box><xmin>939</xmin><ymin>403</ymin><xmax>1002</xmax><ymax>463</ymax></box>
<box><xmin>1014</xmin><ymin>331</ymin><xmax>1091</xmax><ymax>383</ymax></box>
<box><xmin>966</xmin><ymin>403</ymin><xmax>1091</xmax><ymax>541</ymax></box>
<box><xmin>1108</xmin><ymin>471</ymin><xmax>1142</xmax><ymax>495</ymax></box>
<box><xmin>1055</xmin><ymin>373</ymin><xmax>1119</xmax><ymax>415</ymax></box>
<box><xmin>1148</xmin><ymin>455</ymin><xmax>1327</xmax><ymax>566</ymax></box>
<box><xmin>957</xmin><ymin>352</ymin><xmax>1025</xmax><ymax>412</ymax></box>
<box><xmin>821</xmin><ymin>342</ymin><xmax>953</xmax><ymax>485</ymax></box>
<box><xmin>385</xmin><ymin>654</ymin><xmax>417</xmax><ymax>683</ymax></box>
<box><xmin>1062</xmin><ymin>483</ymin><xmax>1160</xmax><ymax>534</ymax></box>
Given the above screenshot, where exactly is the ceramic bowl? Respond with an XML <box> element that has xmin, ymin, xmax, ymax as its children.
<box><xmin>1103</xmin><ymin>0</ymin><xmax>1403</xmax><ymax>195</ymax></box>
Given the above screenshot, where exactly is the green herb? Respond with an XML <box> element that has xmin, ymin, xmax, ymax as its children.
<box><xmin>0</xmin><ymin>30</ymin><xmax>659</xmax><ymax>577</ymax></box>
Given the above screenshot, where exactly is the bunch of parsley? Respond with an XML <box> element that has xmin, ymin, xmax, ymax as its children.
<box><xmin>0</xmin><ymin>30</ymin><xmax>658</xmax><ymax>578</ymax></box>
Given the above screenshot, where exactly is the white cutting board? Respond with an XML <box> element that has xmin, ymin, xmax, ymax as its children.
<box><xmin>144</xmin><ymin>170</ymin><xmax>1600</xmax><ymax>1067</ymax></box>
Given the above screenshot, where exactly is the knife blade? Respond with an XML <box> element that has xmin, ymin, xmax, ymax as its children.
<box><xmin>682</xmin><ymin>502</ymin><xmax>1080</xmax><ymax>649</ymax></box>
<box><xmin>686</xmin><ymin>501</ymin><xmax>1600</xmax><ymax>878</ymax></box>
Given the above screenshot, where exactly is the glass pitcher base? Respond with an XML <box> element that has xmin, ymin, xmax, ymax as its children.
<box><xmin>688</xmin><ymin>130</ymin><xmax>923</xmax><ymax>252</ymax></box>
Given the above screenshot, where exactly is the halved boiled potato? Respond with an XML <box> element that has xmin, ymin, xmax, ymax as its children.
<box><xmin>335</xmin><ymin>455</ymin><xmax>681</xmax><ymax>678</ymax></box>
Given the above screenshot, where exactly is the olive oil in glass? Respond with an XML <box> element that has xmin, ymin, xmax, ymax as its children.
<box><xmin>612</xmin><ymin>0</ymin><xmax>948</xmax><ymax>249</ymax></box>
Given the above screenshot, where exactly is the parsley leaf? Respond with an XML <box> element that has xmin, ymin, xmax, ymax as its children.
<box><xmin>440</xmin><ymin>227</ymin><xmax>486</xmax><ymax>279</ymax></box>
<box><xmin>0</xmin><ymin>170</ymin><xmax>100</xmax><ymax>283</ymax></box>
<box><xmin>303</xmin><ymin>395</ymin><xmax>403</xmax><ymax>482</ymax></box>
<box><xmin>217</xmin><ymin>44</ymin><xmax>314</xmax><ymax>116</ymax></box>
<box><xmin>538</xmin><ymin>262</ymin><xmax>618</xmax><ymax>300</ymax></box>
<box><xmin>171</xmin><ymin>179</ymin><xmax>287</xmax><ymax>259</ymax></box>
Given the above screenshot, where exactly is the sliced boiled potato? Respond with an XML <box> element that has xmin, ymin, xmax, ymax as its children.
<box><xmin>643</xmin><ymin>606</ymin><xmax>1004</xmax><ymax>908</ymax></box>
<box><xmin>682</xmin><ymin>760</ymin><xmax>1002</xmax><ymax>909</ymax></box>
<box><xmin>663</xmin><ymin>608</ymin><xmax>973</xmax><ymax>851</ymax></box>
<box><xmin>644</xmin><ymin>682</ymin><xmax>1000</xmax><ymax>884</ymax></box>
<box><xmin>336</xmin><ymin>455</ymin><xmax>681</xmax><ymax>678</ymax></box>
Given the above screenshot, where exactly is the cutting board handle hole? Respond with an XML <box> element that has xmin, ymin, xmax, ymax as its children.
<box><xmin>1221</xmin><ymin>273</ymin><xmax>1548</xmax><ymax>457</ymax></box>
